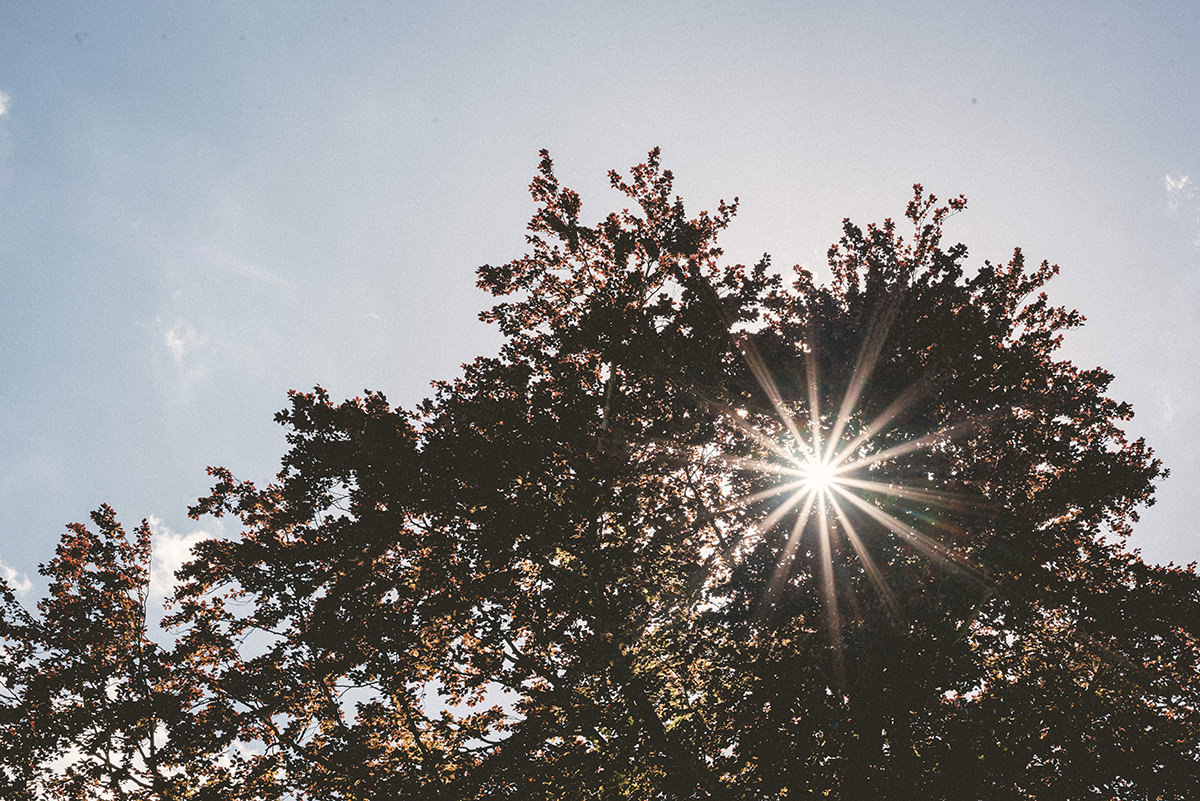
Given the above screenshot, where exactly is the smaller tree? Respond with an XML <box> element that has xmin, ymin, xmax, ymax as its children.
<box><xmin>0</xmin><ymin>506</ymin><xmax>232</xmax><ymax>800</ymax></box>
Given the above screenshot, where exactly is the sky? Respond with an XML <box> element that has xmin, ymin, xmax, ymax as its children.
<box><xmin>1</xmin><ymin>2</ymin><xmax>1198</xmax><ymax>598</ymax></box>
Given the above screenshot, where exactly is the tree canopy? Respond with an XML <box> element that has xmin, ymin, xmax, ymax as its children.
<box><xmin>3</xmin><ymin>150</ymin><xmax>1198</xmax><ymax>799</ymax></box>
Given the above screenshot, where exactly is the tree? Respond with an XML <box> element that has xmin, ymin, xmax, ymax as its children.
<box><xmin>0</xmin><ymin>507</ymin><xmax>233</xmax><ymax>800</ymax></box>
<box><xmin>4</xmin><ymin>150</ymin><xmax>1198</xmax><ymax>799</ymax></box>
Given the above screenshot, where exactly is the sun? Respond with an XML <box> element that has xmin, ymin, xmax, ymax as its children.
<box><xmin>714</xmin><ymin>330</ymin><xmax>991</xmax><ymax>643</ymax></box>
<box><xmin>799</xmin><ymin>456</ymin><xmax>839</xmax><ymax>494</ymax></box>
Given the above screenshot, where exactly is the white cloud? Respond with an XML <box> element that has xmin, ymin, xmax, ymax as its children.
<box><xmin>1160</xmin><ymin>393</ymin><xmax>1176</xmax><ymax>424</ymax></box>
<box><xmin>0</xmin><ymin>90</ymin><xmax>9</xmax><ymax>117</ymax></box>
<box><xmin>1164</xmin><ymin>174</ymin><xmax>1200</xmax><ymax>246</ymax></box>
<box><xmin>159</xmin><ymin>318</ymin><xmax>211</xmax><ymax>369</ymax></box>
<box><xmin>1165</xmin><ymin>174</ymin><xmax>1193</xmax><ymax>195</ymax></box>
<box><xmin>147</xmin><ymin>516</ymin><xmax>213</xmax><ymax>600</ymax></box>
<box><xmin>1165</xmin><ymin>174</ymin><xmax>1194</xmax><ymax>209</ymax></box>
<box><xmin>153</xmin><ymin>318</ymin><xmax>210</xmax><ymax>408</ymax></box>
<box><xmin>163</xmin><ymin>319</ymin><xmax>203</xmax><ymax>363</ymax></box>
<box><xmin>1</xmin><ymin>559</ymin><xmax>33</xmax><ymax>596</ymax></box>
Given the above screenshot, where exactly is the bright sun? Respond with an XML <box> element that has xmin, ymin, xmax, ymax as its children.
<box><xmin>720</xmin><ymin>332</ymin><xmax>981</xmax><ymax>636</ymax></box>
<box><xmin>799</xmin><ymin>456</ymin><xmax>839</xmax><ymax>494</ymax></box>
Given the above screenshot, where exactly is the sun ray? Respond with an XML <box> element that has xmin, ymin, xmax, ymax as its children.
<box><xmin>763</xmin><ymin>490</ymin><xmax>818</xmax><ymax>606</ymax></box>
<box><xmin>711</xmin><ymin>453</ymin><xmax>803</xmax><ymax>480</ymax></box>
<box><xmin>827</xmin><ymin>370</ymin><xmax>941</xmax><ymax>471</ymax></box>
<box><xmin>815</xmin><ymin>498</ymin><xmax>845</xmax><ymax>681</ymax></box>
<box><xmin>801</xmin><ymin>335</ymin><xmax>823</xmax><ymax>461</ymax></box>
<box><xmin>833</xmin><ymin>476</ymin><xmax>994</xmax><ymax>516</ymax></box>
<box><xmin>830</xmin><ymin>485</ymin><xmax>980</xmax><ymax>579</ymax></box>
<box><xmin>704</xmin><ymin>393</ymin><xmax>817</xmax><ymax>465</ymax></box>
<box><xmin>737</xmin><ymin>335</ymin><xmax>814</xmax><ymax>460</ymax></box>
<box><xmin>827</xmin><ymin>492</ymin><xmax>902</xmax><ymax>621</ymax></box>
<box><xmin>834</xmin><ymin>415</ymin><xmax>987</xmax><ymax>473</ymax></box>
<box><xmin>822</xmin><ymin>292</ymin><xmax>903</xmax><ymax>464</ymax></box>
<box><xmin>728</xmin><ymin>478</ymin><xmax>809</xmax><ymax>511</ymax></box>
<box><xmin>754</xmin><ymin>484</ymin><xmax>815</xmax><ymax>548</ymax></box>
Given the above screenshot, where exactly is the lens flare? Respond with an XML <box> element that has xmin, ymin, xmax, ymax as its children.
<box><xmin>725</xmin><ymin>331</ymin><xmax>991</xmax><ymax>639</ymax></box>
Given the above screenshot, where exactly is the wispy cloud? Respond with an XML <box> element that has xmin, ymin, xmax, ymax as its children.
<box><xmin>1165</xmin><ymin>174</ymin><xmax>1194</xmax><ymax>207</ymax></box>
<box><xmin>1160</xmin><ymin>392</ymin><xmax>1175</xmax><ymax>424</ymax></box>
<box><xmin>163</xmin><ymin>319</ymin><xmax>204</xmax><ymax>363</ymax></box>
<box><xmin>198</xmin><ymin>244</ymin><xmax>292</xmax><ymax>289</ymax></box>
<box><xmin>0</xmin><ymin>90</ymin><xmax>9</xmax><ymax>117</ymax></box>
<box><xmin>1</xmin><ymin>559</ymin><xmax>33</xmax><ymax>596</ymax></box>
<box><xmin>1165</xmin><ymin>173</ymin><xmax>1200</xmax><ymax>246</ymax></box>
<box><xmin>153</xmin><ymin>318</ymin><xmax>210</xmax><ymax>411</ymax></box>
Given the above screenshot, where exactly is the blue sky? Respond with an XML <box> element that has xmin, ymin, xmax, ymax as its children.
<box><xmin>2</xmin><ymin>2</ymin><xmax>1198</xmax><ymax>594</ymax></box>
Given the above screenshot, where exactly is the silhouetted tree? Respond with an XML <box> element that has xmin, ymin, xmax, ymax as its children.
<box><xmin>0</xmin><ymin>507</ymin><xmax>234</xmax><ymax>799</ymax></box>
<box><xmin>3</xmin><ymin>151</ymin><xmax>1197</xmax><ymax>799</ymax></box>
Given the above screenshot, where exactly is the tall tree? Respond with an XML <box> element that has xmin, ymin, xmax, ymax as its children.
<box><xmin>173</xmin><ymin>151</ymin><xmax>1200</xmax><ymax>798</ymax></box>
<box><xmin>5</xmin><ymin>151</ymin><xmax>1197</xmax><ymax>799</ymax></box>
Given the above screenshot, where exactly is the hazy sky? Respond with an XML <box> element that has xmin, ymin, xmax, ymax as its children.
<box><xmin>2</xmin><ymin>2</ymin><xmax>1198</xmax><ymax>595</ymax></box>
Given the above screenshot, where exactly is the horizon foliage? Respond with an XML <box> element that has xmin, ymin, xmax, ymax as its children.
<box><xmin>3</xmin><ymin>150</ymin><xmax>1198</xmax><ymax>799</ymax></box>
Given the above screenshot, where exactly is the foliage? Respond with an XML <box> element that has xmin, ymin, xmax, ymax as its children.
<box><xmin>0</xmin><ymin>507</ymin><xmax>232</xmax><ymax>799</ymax></box>
<box><xmin>3</xmin><ymin>150</ymin><xmax>1198</xmax><ymax>799</ymax></box>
